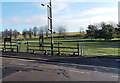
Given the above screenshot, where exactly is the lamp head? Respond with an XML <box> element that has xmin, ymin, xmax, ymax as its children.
<box><xmin>41</xmin><ymin>4</ymin><xmax>45</xmax><ymax>6</ymax></box>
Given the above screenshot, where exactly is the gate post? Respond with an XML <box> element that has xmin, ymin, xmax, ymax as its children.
<box><xmin>80</xmin><ymin>44</ymin><xmax>84</xmax><ymax>56</ymax></box>
<box><xmin>77</xmin><ymin>43</ymin><xmax>80</xmax><ymax>56</ymax></box>
<box><xmin>4</xmin><ymin>38</ymin><xmax>11</xmax><ymax>52</ymax></box>
<box><xmin>81</xmin><ymin>44</ymin><xmax>82</xmax><ymax>56</ymax></box>
<box><xmin>16</xmin><ymin>42</ymin><xmax>19</xmax><ymax>52</ymax></box>
<box><xmin>26</xmin><ymin>41</ymin><xmax>28</xmax><ymax>53</ymax></box>
<box><xmin>10</xmin><ymin>40</ymin><xmax>12</xmax><ymax>52</ymax></box>
<box><xmin>58</xmin><ymin>42</ymin><xmax>60</xmax><ymax>56</ymax></box>
<box><xmin>39</xmin><ymin>36</ymin><xmax>44</xmax><ymax>51</ymax></box>
<box><xmin>4</xmin><ymin>40</ymin><xmax>6</xmax><ymax>52</ymax></box>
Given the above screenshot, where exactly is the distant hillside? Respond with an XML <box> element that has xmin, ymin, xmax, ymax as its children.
<box><xmin>2</xmin><ymin>31</ymin><xmax>86</xmax><ymax>39</ymax></box>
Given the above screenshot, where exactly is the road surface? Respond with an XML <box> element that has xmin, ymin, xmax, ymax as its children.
<box><xmin>1</xmin><ymin>56</ymin><xmax>119</xmax><ymax>82</ymax></box>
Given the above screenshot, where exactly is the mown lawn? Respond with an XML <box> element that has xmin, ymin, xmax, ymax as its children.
<box><xmin>14</xmin><ymin>38</ymin><xmax>119</xmax><ymax>56</ymax></box>
<box><xmin>1</xmin><ymin>37</ymin><xmax>119</xmax><ymax>57</ymax></box>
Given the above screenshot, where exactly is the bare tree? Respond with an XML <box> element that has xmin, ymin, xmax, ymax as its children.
<box><xmin>33</xmin><ymin>26</ymin><xmax>38</xmax><ymax>38</ymax></box>
<box><xmin>44</xmin><ymin>25</ymin><xmax>49</xmax><ymax>38</ymax></box>
<box><xmin>4</xmin><ymin>29</ymin><xmax>9</xmax><ymax>38</ymax></box>
<box><xmin>2</xmin><ymin>31</ymin><xmax>4</xmax><ymax>39</ymax></box>
<box><xmin>79</xmin><ymin>27</ymin><xmax>83</xmax><ymax>35</ymax></box>
<box><xmin>79</xmin><ymin>27</ymin><xmax>85</xmax><ymax>38</ymax></box>
<box><xmin>9</xmin><ymin>29</ymin><xmax>13</xmax><ymax>38</ymax></box>
<box><xmin>28</xmin><ymin>28</ymin><xmax>33</xmax><ymax>39</ymax></box>
<box><xmin>38</xmin><ymin>26</ymin><xmax>44</xmax><ymax>37</ymax></box>
<box><xmin>22</xmin><ymin>29</ymin><xmax>28</xmax><ymax>39</ymax></box>
<box><xmin>57</xmin><ymin>25</ymin><xmax>67</xmax><ymax>38</ymax></box>
<box><xmin>13</xmin><ymin>29</ymin><xmax>19</xmax><ymax>39</ymax></box>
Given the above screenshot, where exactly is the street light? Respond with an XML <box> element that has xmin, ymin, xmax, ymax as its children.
<box><xmin>41</xmin><ymin>0</ymin><xmax>54</xmax><ymax>56</ymax></box>
<box><xmin>41</xmin><ymin>4</ymin><xmax>45</xmax><ymax>6</ymax></box>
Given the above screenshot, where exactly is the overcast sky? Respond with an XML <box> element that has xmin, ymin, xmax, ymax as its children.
<box><xmin>1</xmin><ymin>0</ymin><xmax>119</xmax><ymax>32</ymax></box>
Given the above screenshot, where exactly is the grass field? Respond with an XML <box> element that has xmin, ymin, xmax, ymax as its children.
<box><xmin>4</xmin><ymin>37</ymin><xmax>117</xmax><ymax>57</ymax></box>
<box><xmin>1</xmin><ymin>34</ymin><xmax>119</xmax><ymax>57</ymax></box>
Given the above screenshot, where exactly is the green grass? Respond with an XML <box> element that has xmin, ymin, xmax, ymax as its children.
<box><xmin>20</xmin><ymin>38</ymin><xmax>119</xmax><ymax>56</ymax></box>
<box><xmin>1</xmin><ymin>37</ymin><xmax>119</xmax><ymax>57</ymax></box>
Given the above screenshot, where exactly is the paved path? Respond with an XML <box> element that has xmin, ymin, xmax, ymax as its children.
<box><xmin>1</xmin><ymin>56</ymin><xmax>119</xmax><ymax>81</ymax></box>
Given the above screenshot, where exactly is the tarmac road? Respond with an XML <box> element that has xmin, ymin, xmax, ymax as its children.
<box><xmin>1</xmin><ymin>57</ymin><xmax>119</xmax><ymax>82</ymax></box>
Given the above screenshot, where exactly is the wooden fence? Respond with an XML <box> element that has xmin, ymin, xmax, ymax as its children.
<box><xmin>1</xmin><ymin>39</ymin><xmax>84</xmax><ymax>56</ymax></box>
<box><xmin>2</xmin><ymin>41</ymin><xmax>20</xmax><ymax>52</ymax></box>
<box><xmin>26</xmin><ymin>41</ymin><xmax>84</xmax><ymax>56</ymax></box>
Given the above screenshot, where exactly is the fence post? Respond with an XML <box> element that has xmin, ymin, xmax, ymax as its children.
<box><xmin>77</xmin><ymin>43</ymin><xmax>80</xmax><ymax>56</ymax></box>
<box><xmin>17</xmin><ymin>45</ymin><xmax>18</xmax><ymax>52</ymax></box>
<box><xmin>4</xmin><ymin>40</ymin><xmax>6</xmax><ymax>52</ymax></box>
<box><xmin>39</xmin><ymin>38</ymin><xmax>40</xmax><ymax>51</ymax></box>
<box><xmin>81</xmin><ymin>44</ymin><xmax>82</xmax><ymax>56</ymax></box>
<box><xmin>82</xmin><ymin>45</ymin><xmax>84</xmax><ymax>56</ymax></box>
<box><xmin>26</xmin><ymin>41</ymin><xmax>28</xmax><ymax>53</ymax></box>
<box><xmin>42</xmin><ymin>43</ymin><xmax>44</xmax><ymax>51</ymax></box>
<box><xmin>80</xmin><ymin>44</ymin><xmax>84</xmax><ymax>56</ymax></box>
<box><xmin>17</xmin><ymin>42</ymin><xmax>19</xmax><ymax>52</ymax></box>
<box><xmin>10</xmin><ymin>41</ymin><xmax>12</xmax><ymax>52</ymax></box>
<box><xmin>58</xmin><ymin>42</ymin><xmax>60</xmax><ymax>56</ymax></box>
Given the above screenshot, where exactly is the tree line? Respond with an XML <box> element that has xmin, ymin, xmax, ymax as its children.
<box><xmin>1</xmin><ymin>25</ymin><xmax>67</xmax><ymax>39</ymax></box>
<box><xmin>86</xmin><ymin>22</ymin><xmax>120</xmax><ymax>40</ymax></box>
<box><xmin>2</xmin><ymin>29</ymin><xmax>20</xmax><ymax>39</ymax></box>
<box><xmin>1</xmin><ymin>22</ymin><xmax>120</xmax><ymax>40</ymax></box>
<box><xmin>21</xmin><ymin>25</ymin><xmax>67</xmax><ymax>39</ymax></box>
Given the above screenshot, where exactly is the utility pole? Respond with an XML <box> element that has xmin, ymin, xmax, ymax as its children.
<box><xmin>41</xmin><ymin>0</ymin><xmax>54</xmax><ymax>56</ymax></box>
<box><xmin>49</xmin><ymin>0</ymin><xmax>54</xmax><ymax>56</ymax></box>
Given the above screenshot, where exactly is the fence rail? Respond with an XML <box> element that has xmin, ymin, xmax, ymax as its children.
<box><xmin>1</xmin><ymin>41</ymin><xmax>20</xmax><ymax>52</ymax></box>
<box><xmin>1</xmin><ymin>39</ymin><xmax>118</xmax><ymax>57</ymax></box>
<box><xmin>26</xmin><ymin>41</ymin><xmax>83</xmax><ymax>56</ymax></box>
